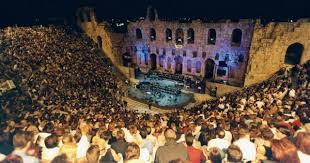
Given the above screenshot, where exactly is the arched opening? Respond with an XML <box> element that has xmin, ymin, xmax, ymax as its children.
<box><xmin>150</xmin><ymin>54</ymin><xmax>157</xmax><ymax>70</ymax></box>
<box><xmin>175</xmin><ymin>56</ymin><xmax>183</xmax><ymax>74</ymax></box>
<box><xmin>86</xmin><ymin>12</ymin><xmax>91</xmax><ymax>22</ymax></box>
<box><xmin>231</xmin><ymin>29</ymin><xmax>242</xmax><ymax>46</ymax></box>
<box><xmin>208</xmin><ymin>29</ymin><xmax>216</xmax><ymax>45</ymax></box>
<box><xmin>149</xmin><ymin>8</ymin><xmax>156</xmax><ymax>21</ymax></box>
<box><xmin>159</xmin><ymin>55</ymin><xmax>165</xmax><ymax>68</ymax></box>
<box><xmin>79</xmin><ymin>12</ymin><xmax>84</xmax><ymax>22</ymax></box>
<box><xmin>167</xmin><ymin>57</ymin><xmax>172</xmax><ymax>70</ymax></box>
<box><xmin>285</xmin><ymin>43</ymin><xmax>304</xmax><ymax>65</ymax></box>
<box><xmin>166</xmin><ymin>28</ymin><xmax>172</xmax><ymax>42</ymax></box>
<box><xmin>176</xmin><ymin>28</ymin><xmax>184</xmax><ymax>45</ymax></box>
<box><xmin>187</xmin><ymin>28</ymin><xmax>195</xmax><ymax>44</ymax></box>
<box><xmin>150</xmin><ymin>28</ymin><xmax>156</xmax><ymax>41</ymax></box>
<box><xmin>205</xmin><ymin>59</ymin><xmax>215</xmax><ymax>79</ymax></box>
<box><xmin>122</xmin><ymin>52</ymin><xmax>132</xmax><ymax>67</ymax></box>
<box><xmin>196</xmin><ymin>61</ymin><xmax>201</xmax><ymax>73</ymax></box>
<box><xmin>97</xmin><ymin>36</ymin><xmax>102</xmax><ymax>49</ymax></box>
<box><xmin>136</xmin><ymin>28</ymin><xmax>142</xmax><ymax>39</ymax></box>
<box><xmin>187</xmin><ymin>59</ymin><xmax>192</xmax><ymax>72</ymax></box>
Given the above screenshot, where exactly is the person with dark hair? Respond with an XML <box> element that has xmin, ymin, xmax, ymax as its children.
<box><xmin>271</xmin><ymin>138</ymin><xmax>300</xmax><ymax>163</ymax></box>
<box><xmin>154</xmin><ymin>128</ymin><xmax>189</xmax><ymax>163</ymax></box>
<box><xmin>140</xmin><ymin>128</ymin><xmax>153</xmax><ymax>155</ymax></box>
<box><xmin>1</xmin><ymin>154</ymin><xmax>23</xmax><ymax>163</ymax></box>
<box><xmin>208</xmin><ymin>147</ymin><xmax>222</xmax><ymax>163</ymax></box>
<box><xmin>295</xmin><ymin>132</ymin><xmax>310</xmax><ymax>163</ymax></box>
<box><xmin>11</xmin><ymin>131</ymin><xmax>39</xmax><ymax>163</ymax></box>
<box><xmin>111</xmin><ymin>129</ymin><xmax>128</xmax><ymax>159</ymax></box>
<box><xmin>51</xmin><ymin>154</ymin><xmax>70</xmax><ymax>163</ymax></box>
<box><xmin>42</xmin><ymin>134</ymin><xmax>59</xmax><ymax>162</ymax></box>
<box><xmin>226</xmin><ymin>145</ymin><xmax>242</xmax><ymax>163</ymax></box>
<box><xmin>185</xmin><ymin>133</ymin><xmax>206</xmax><ymax>163</ymax></box>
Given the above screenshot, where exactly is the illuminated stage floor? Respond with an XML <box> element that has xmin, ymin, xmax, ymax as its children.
<box><xmin>128</xmin><ymin>77</ymin><xmax>194</xmax><ymax>109</ymax></box>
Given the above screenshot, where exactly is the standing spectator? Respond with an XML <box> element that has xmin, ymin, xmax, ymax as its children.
<box><xmin>233</xmin><ymin>128</ymin><xmax>256</xmax><ymax>162</ymax></box>
<box><xmin>125</xmin><ymin>143</ymin><xmax>145</xmax><ymax>163</ymax></box>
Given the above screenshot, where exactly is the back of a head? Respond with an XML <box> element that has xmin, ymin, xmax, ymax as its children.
<box><xmin>261</xmin><ymin>127</ymin><xmax>274</xmax><ymax>141</ymax></box>
<box><xmin>295</xmin><ymin>132</ymin><xmax>310</xmax><ymax>155</ymax></box>
<box><xmin>238</xmin><ymin>128</ymin><xmax>249</xmax><ymax>138</ymax></box>
<box><xmin>217</xmin><ymin>130</ymin><xmax>225</xmax><ymax>139</ymax></box>
<box><xmin>139</xmin><ymin>128</ymin><xmax>148</xmax><ymax>139</ymax></box>
<box><xmin>1</xmin><ymin>154</ymin><xmax>23</xmax><ymax>163</ymax></box>
<box><xmin>51</xmin><ymin>154</ymin><xmax>69</xmax><ymax>163</ymax></box>
<box><xmin>271</xmin><ymin>138</ymin><xmax>300</xmax><ymax>163</ymax></box>
<box><xmin>86</xmin><ymin>145</ymin><xmax>100</xmax><ymax>163</ymax></box>
<box><xmin>185</xmin><ymin>133</ymin><xmax>194</xmax><ymax>146</ymax></box>
<box><xmin>13</xmin><ymin>131</ymin><xmax>28</xmax><ymax>150</ymax></box>
<box><xmin>164</xmin><ymin>128</ymin><xmax>176</xmax><ymax>141</ymax></box>
<box><xmin>227</xmin><ymin>145</ymin><xmax>243</xmax><ymax>163</ymax></box>
<box><xmin>116</xmin><ymin>129</ymin><xmax>125</xmax><ymax>141</ymax></box>
<box><xmin>45</xmin><ymin>134</ymin><xmax>58</xmax><ymax>149</ymax></box>
<box><xmin>125</xmin><ymin>142</ymin><xmax>140</xmax><ymax>160</ymax></box>
<box><xmin>209</xmin><ymin>148</ymin><xmax>222</xmax><ymax>163</ymax></box>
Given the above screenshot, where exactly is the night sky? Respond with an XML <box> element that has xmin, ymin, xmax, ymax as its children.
<box><xmin>0</xmin><ymin>0</ymin><xmax>309</xmax><ymax>26</ymax></box>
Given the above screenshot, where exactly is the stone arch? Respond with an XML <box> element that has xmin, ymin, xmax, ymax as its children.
<box><xmin>231</xmin><ymin>28</ymin><xmax>242</xmax><ymax>46</ymax></box>
<box><xmin>167</xmin><ymin>57</ymin><xmax>172</xmax><ymax>70</ymax></box>
<box><xmin>196</xmin><ymin>61</ymin><xmax>201</xmax><ymax>73</ymax></box>
<box><xmin>150</xmin><ymin>28</ymin><xmax>156</xmax><ymax>41</ymax></box>
<box><xmin>97</xmin><ymin>36</ymin><xmax>102</xmax><ymax>49</ymax></box>
<box><xmin>150</xmin><ymin>53</ymin><xmax>157</xmax><ymax>70</ymax></box>
<box><xmin>159</xmin><ymin>55</ymin><xmax>165</xmax><ymax>68</ymax></box>
<box><xmin>175</xmin><ymin>55</ymin><xmax>183</xmax><ymax>74</ymax></box>
<box><xmin>187</xmin><ymin>28</ymin><xmax>195</xmax><ymax>44</ymax></box>
<box><xmin>176</xmin><ymin>28</ymin><xmax>184</xmax><ymax>45</ymax></box>
<box><xmin>208</xmin><ymin>29</ymin><xmax>216</xmax><ymax>45</ymax></box>
<box><xmin>284</xmin><ymin>43</ymin><xmax>304</xmax><ymax>65</ymax></box>
<box><xmin>86</xmin><ymin>11</ymin><xmax>91</xmax><ymax>22</ymax></box>
<box><xmin>205</xmin><ymin>58</ymin><xmax>215</xmax><ymax>79</ymax></box>
<box><xmin>187</xmin><ymin>59</ymin><xmax>192</xmax><ymax>72</ymax></box>
<box><xmin>79</xmin><ymin>12</ymin><xmax>85</xmax><ymax>22</ymax></box>
<box><xmin>166</xmin><ymin>28</ymin><xmax>172</xmax><ymax>42</ymax></box>
<box><xmin>136</xmin><ymin>28</ymin><xmax>142</xmax><ymax>39</ymax></box>
<box><xmin>122</xmin><ymin>52</ymin><xmax>131</xmax><ymax>67</ymax></box>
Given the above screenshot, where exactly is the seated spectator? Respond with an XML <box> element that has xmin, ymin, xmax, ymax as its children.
<box><xmin>271</xmin><ymin>138</ymin><xmax>300</xmax><ymax>163</ymax></box>
<box><xmin>185</xmin><ymin>133</ymin><xmax>206</xmax><ymax>163</ymax></box>
<box><xmin>78</xmin><ymin>145</ymin><xmax>100</xmax><ymax>163</ymax></box>
<box><xmin>225</xmin><ymin>145</ymin><xmax>243</xmax><ymax>163</ymax></box>
<box><xmin>59</xmin><ymin>134</ymin><xmax>78</xmax><ymax>163</ymax></box>
<box><xmin>233</xmin><ymin>128</ymin><xmax>256</xmax><ymax>162</ymax></box>
<box><xmin>207</xmin><ymin>129</ymin><xmax>230</xmax><ymax>151</ymax></box>
<box><xmin>295</xmin><ymin>132</ymin><xmax>310</xmax><ymax>163</ymax></box>
<box><xmin>12</xmin><ymin>131</ymin><xmax>39</xmax><ymax>163</ymax></box>
<box><xmin>111</xmin><ymin>129</ymin><xmax>128</xmax><ymax>159</ymax></box>
<box><xmin>42</xmin><ymin>134</ymin><xmax>59</xmax><ymax>162</ymax></box>
<box><xmin>155</xmin><ymin>128</ymin><xmax>189</xmax><ymax>163</ymax></box>
<box><xmin>125</xmin><ymin>142</ymin><xmax>145</xmax><ymax>163</ymax></box>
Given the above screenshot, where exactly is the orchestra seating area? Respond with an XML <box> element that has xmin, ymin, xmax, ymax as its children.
<box><xmin>0</xmin><ymin>26</ymin><xmax>309</xmax><ymax>163</ymax></box>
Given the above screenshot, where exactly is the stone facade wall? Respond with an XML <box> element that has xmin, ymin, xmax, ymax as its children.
<box><xmin>77</xmin><ymin>7</ymin><xmax>310</xmax><ymax>88</ymax></box>
<box><xmin>245</xmin><ymin>19</ymin><xmax>310</xmax><ymax>86</ymax></box>
<box><xmin>124</xmin><ymin>9</ymin><xmax>254</xmax><ymax>86</ymax></box>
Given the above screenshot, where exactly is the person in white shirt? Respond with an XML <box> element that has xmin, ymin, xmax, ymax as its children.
<box><xmin>41</xmin><ymin>134</ymin><xmax>59</xmax><ymax>162</ymax></box>
<box><xmin>233</xmin><ymin>128</ymin><xmax>256</xmax><ymax>162</ymax></box>
<box><xmin>208</xmin><ymin>130</ymin><xmax>231</xmax><ymax>150</ymax></box>
<box><xmin>77</xmin><ymin>123</ymin><xmax>90</xmax><ymax>159</ymax></box>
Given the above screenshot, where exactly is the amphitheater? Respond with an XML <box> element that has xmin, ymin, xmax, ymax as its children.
<box><xmin>0</xmin><ymin>4</ymin><xmax>309</xmax><ymax>163</ymax></box>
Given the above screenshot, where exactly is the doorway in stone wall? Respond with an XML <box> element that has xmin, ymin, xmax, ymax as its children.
<box><xmin>205</xmin><ymin>58</ymin><xmax>215</xmax><ymax>80</ymax></box>
<box><xmin>97</xmin><ymin>36</ymin><xmax>102</xmax><ymax>49</ymax></box>
<box><xmin>150</xmin><ymin>53</ymin><xmax>157</xmax><ymax>70</ymax></box>
<box><xmin>285</xmin><ymin>43</ymin><xmax>304</xmax><ymax>65</ymax></box>
<box><xmin>175</xmin><ymin>55</ymin><xmax>183</xmax><ymax>74</ymax></box>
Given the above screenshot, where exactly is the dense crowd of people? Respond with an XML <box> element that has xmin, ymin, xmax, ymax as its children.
<box><xmin>0</xmin><ymin>25</ymin><xmax>309</xmax><ymax>163</ymax></box>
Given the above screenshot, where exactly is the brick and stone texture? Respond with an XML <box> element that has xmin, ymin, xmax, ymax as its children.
<box><xmin>245</xmin><ymin>19</ymin><xmax>310</xmax><ymax>86</ymax></box>
<box><xmin>77</xmin><ymin>7</ymin><xmax>310</xmax><ymax>87</ymax></box>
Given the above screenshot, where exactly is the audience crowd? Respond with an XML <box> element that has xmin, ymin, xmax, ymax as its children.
<box><xmin>0</xmin><ymin>26</ymin><xmax>309</xmax><ymax>163</ymax></box>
